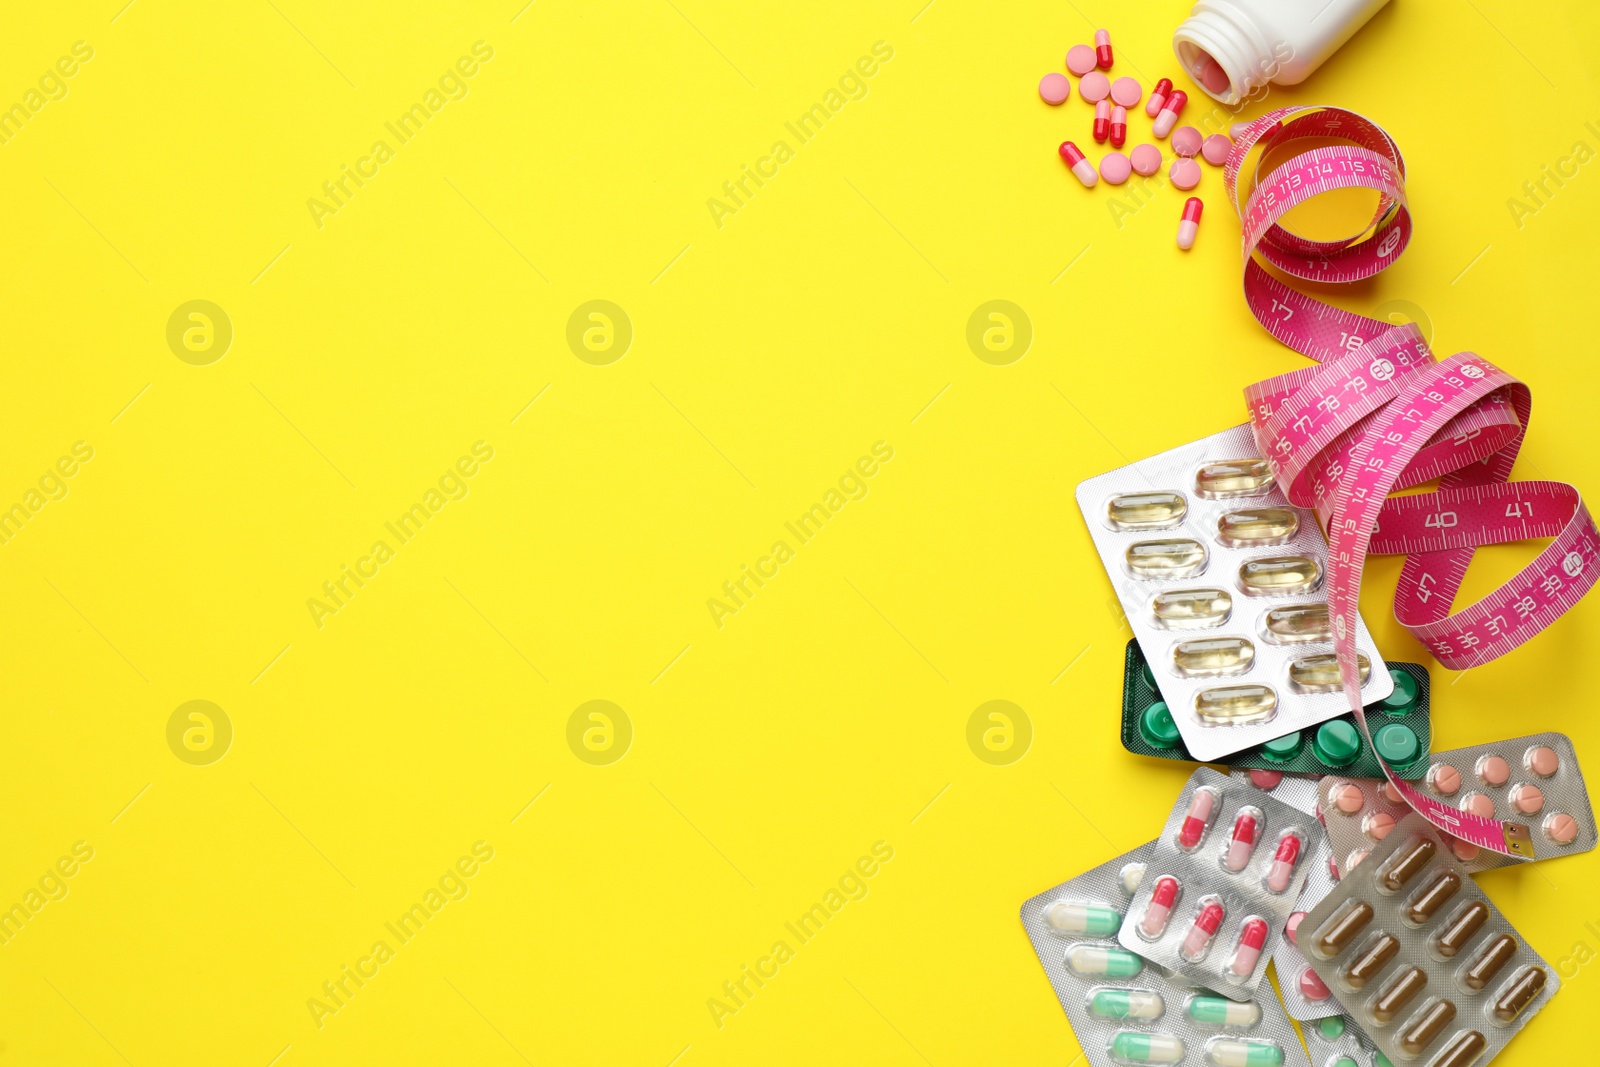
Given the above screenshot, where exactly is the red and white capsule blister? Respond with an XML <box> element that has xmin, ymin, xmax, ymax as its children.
<box><xmin>1181</xmin><ymin>899</ymin><xmax>1226</xmax><ymax>960</ymax></box>
<box><xmin>1223</xmin><ymin>808</ymin><xmax>1260</xmax><ymax>871</ymax></box>
<box><xmin>1140</xmin><ymin>875</ymin><xmax>1180</xmax><ymax>938</ymax></box>
<box><xmin>1229</xmin><ymin>917</ymin><xmax>1269</xmax><ymax>977</ymax></box>
<box><xmin>1094</xmin><ymin>29</ymin><xmax>1113</xmax><ymax>70</ymax></box>
<box><xmin>1093</xmin><ymin>99</ymin><xmax>1111</xmax><ymax>144</ymax></box>
<box><xmin>1109</xmin><ymin>105</ymin><xmax>1127</xmax><ymax>148</ymax></box>
<box><xmin>1178</xmin><ymin>787</ymin><xmax>1217</xmax><ymax>849</ymax></box>
<box><xmin>1266</xmin><ymin>832</ymin><xmax>1303</xmax><ymax>892</ymax></box>
<box><xmin>1058</xmin><ymin>141</ymin><xmax>1097</xmax><ymax>188</ymax></box>
<box><xmin>1146</xmin><ymin>77</ymin><xmax>1172</xmax><ymax>118</ymax></box>
<box><xmin>1177</xmin><ymin>197</ymin><xmax>1203</xmax><ymax>250</ymax></box>
<box><xmin>1152</xmin><ymin>90</ymin><xmax>1187</xmax><ymax>138</ymax></box>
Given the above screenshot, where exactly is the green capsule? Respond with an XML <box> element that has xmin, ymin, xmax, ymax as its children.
<box><xmin>1186</xmin><ymin>995</ymin><xmax>1261</xmax><ymax>1028</ymax></box>
<box><xmin>1090</xmin><ymin>988</ymin><xmax>1165</xmax><ymax>1019</ymax></box>
<box><xmin>1043</xmin><ymin>900</ymin><xmax>1123</xmax><ymax>936</ymax></box>
<box><xmin>1110</xmin><ymin>1032</ymin><xmax>1185</xmax><ymax>1064</ymax></box>
<box><xmin>1066</xmin><ymin>944</ymin><xmax>1144</xmax><ymax>978</ymax></box>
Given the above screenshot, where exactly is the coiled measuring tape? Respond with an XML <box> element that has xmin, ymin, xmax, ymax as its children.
<box><xmin>1224</xmin><ymin>106</ymin><xmax>1600</xmax><ymax>859</ymax></box>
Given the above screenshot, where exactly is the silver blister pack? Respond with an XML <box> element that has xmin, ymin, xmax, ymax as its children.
<box><xmin>1299</xmin><ymin>1013</ymin><xmax>1380</xmax><ymax>1067</ymax></box>
<box><xmin>1021</xmin><ymin>841</ymin><xmax>1312</xmax><ymax>1067</ymax></box>
<box><xmin>1301</xmin><ymin>813</ymin><xmax>1559</xmax><ymax>1067</ymax></box>
<box><xmin>1118</xmin><ymin>768</ymin><xmax>1319</xmax><ymax>1000</ymax></box>
<box><xmin>1075</xmin><ymin>423</ymin><xmax>1393</xmax><ymax>762</ymax></box>
<box><xmin>1319</xmin><ymin>732</ymin><xmax>1596</xmax><ymax>877</ymax></box>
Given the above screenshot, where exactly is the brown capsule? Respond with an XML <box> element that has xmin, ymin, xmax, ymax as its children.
<box><xmin>1430</xmin><ymin>1030</ymin><xmax>1487</xmax><ymax>1067</ymax></box>
<box><xmin>1400</xmin><ymin>999</ymin><xmax>1457</xmax><ymax>1055</ymax></box>
<box><xmin>1377</xmin><ymin>836</ymin><xmax>1435</xmax><ymax>891</ymax></box>
<box><xmin>1372</xmin><ymin>967</ymin><xmax>1427</xmax><ymax>1024</ymax></box>
<box><xmin>1343</xmin><ymin>933</ymin><xmax>1400</xmax><ymax>989</ymax></box>
<box><xmin>1315</xmin><ymin>900</ymin><xmax>1373</xmax><ymax>958</ymax></box>
<box><xmin>1493</xmin><ymin>967</ymin><xmax>1547</xmax><ymax>1022</ymax></box>
<box><xmin>1463</xmin><ymin>934</ymin><xmax>1518</xmax><ymax>991</ymax></box>
<box><xmin>1404</xmin><ymin>868</ymin><xmax>1462</xmax><ymax>924</ymax></box>
<box><xmin>1435</xmin><ymin>901</ymin><xmax>1489</xmax><ymax>958</ymax></box>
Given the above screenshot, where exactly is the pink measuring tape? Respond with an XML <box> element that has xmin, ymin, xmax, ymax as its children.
<box><xmin>1224</xmin><ymin>106</ymin><xmax>1600</xmax><ymax>859</ymax></box>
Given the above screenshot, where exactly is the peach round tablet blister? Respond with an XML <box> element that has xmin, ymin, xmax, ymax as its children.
<box><xmin>1525</xmin><ymin>745</ymin><xmax>1559</xmax><ymax>777</ymax></box>
<box><xmin>1477</xmin><ymin>754</ymin><xmax>1510</xmax><ymax>787</ymax></box>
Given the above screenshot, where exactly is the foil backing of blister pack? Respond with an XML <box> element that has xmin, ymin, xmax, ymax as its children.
<box><xmin>1301</xmin><ymin>813</ymin><xmax>1559</xmax><ymax>1067</ymax></box>
<box><xmin>1021</xmin><ymin>841</ymin><xmax>1311</xmax><ymax>1067</ymax></box>
<box><xmin>1300</xmin><ymin>1013</ymin><xmax>1380</xmax><ymax>1067</ymax></box>
<box><xmin>1118</xmin><ymin>768</ymin><xmax>1318</xmax><ymax>1000</ymax></box>
<box><xmin>1075</xmin><ymin>422</ymin><xmax>1393</xmax><ymax>762</ymax></box>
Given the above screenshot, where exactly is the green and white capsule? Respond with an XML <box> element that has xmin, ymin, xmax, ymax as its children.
<box><xmin>1205</xmin><ymin>1038</ymin><xmax>1284</xmax><ymax>1067</ymax></box>
<box><xmin>1067</xmin><ymin>944</ymin><xmax>1144</xmax><ymax>978</ymax></box>
<box><xmin>1090</xmin><ymin>989</ymin><xmax>1165</xmax><ymax>1020</ymax></box>
<box><xmin>1111</xmin><ymin>1033</ymin><xmax>1186</xmax><ymax>1064</ymax></box>
<box><xmin>1043</xmin><ymin>900</ymin><xmax>1123</xmax><ymax>936</ymax></box>
<box><xmin>1186</xmin><ymin>996</ymin><xmax>1261</xmax><ymax>1029</ymax></box>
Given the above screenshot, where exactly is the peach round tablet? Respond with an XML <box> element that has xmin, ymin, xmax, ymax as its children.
<box><xmin>1428</xmin><ymin>764</ymin><xmax>1461</xmax><ymax>796</ymax></box>
<box><xmin>1039</xmin><ymin>72</ymin><xmax>1071</xmax><ymax>105</ymax></box>
<box><xmin>1078</xmin><ymin>71</ymin><xmax>1111</xmax><ymax>103</ymax></box>
<box><xmin>1129</xmin><ymin>143</ymin><xmax>1162</xmax><ymax>176</ymax></box>
<box><xmin>1462</xmin><ymin>793</ymin><xmax>1495</xmax><ymax>818</ymax></box>
<box><xmin>1363</xmin><ymin>811</ymin><xmax>1396</xmax><ymax>841</ymax></box>
<box><xmin>1382</xmin><ymin>781</ymin><xmax>1405</xmax><ymax>805</ymax></box>
<box><xmin>1448</xmin><ymin>836</ymin><xmax>1480</xmax><ymax>861</ymax></box>
<box><xmin>1526</xmin><ymin>745</ymin><xmax>1559</xmax><ymax>777</ymax></box>
<box><xmin>1099</xmin><ymin>151</ymin><xmax>1131</xmax><ymax>184</ymax></box>
<box><xmin>1202</xmin><ymin>133</ymin><xmax>1233</xmax><ymax>165</ymax></box>
<box><xmin>1346</xmin><ymin>848</ymin><xmax>1369</xmax><ymax>869</ymax></box>
<box><xmin>1330</xmin><ymin>783</ymin><xmax>1363</xmax><ymax>814</ymax></box>
<box><xmin>1250</xmin><ymin>769</ymin><xmax>1283</xmax><ymax>790</ymax></box>
<box><xmin>1478</xmin><ymin>754</ymin><xmax>1510</xmax><ymax>787</ymax></box>
<box><xmin>1511</xmin><ymin>783</ymin><xmax>1544</xmax><ymax>814</ymax></box>
<box><xmin>1169</xmin><ymin>157</ymin><xmax>1202</xmax><ymax>190</ymax></box>
<box><xmin>1066</xmin><ymin>44</ymin><xmax>1097</xmax><ymax>76</ymax></box>
<box><xmin>1110</xmin><ymin>76</ymin><xmax>1142</xmax><ymax>108</ymax></box>
<box><xmin>1171</xmin><ymin>126</ymin><xmax>1203</xmax><ymax>158</ymax></box>
<box><xmin>1546</xmin><ymin>812</ymin><xmax>1579</xmax><ymax>844</ymax></box>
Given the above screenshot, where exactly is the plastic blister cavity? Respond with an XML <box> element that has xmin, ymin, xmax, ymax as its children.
<box><xmin>1076</xmin><ymin>422</ymin><xmax>1393</xmax><ymax>761</ymax></box>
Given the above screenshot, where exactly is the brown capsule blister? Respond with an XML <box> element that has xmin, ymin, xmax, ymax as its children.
<box><xmin>1431</xmin><ymin>1030</ymin><xmax>1487</xmax><ymax>1067</ymax></box>
<box><xmin>1493</xmin><ymin>967</ymin><xmax>1547</xmax><ymax>1022</ymax></box>
<box><xmin>1435</xmin><ymin>901</ymin><xmax>1489</xmax><ymax>958</ymax></box>
<box><xmin>1463</xmin><ymin>934</ymin><xmax>1518</xmax><ymax>991</ymax></box>
<box><xmin>1344</xmin><ymin>933</ymin><xmax>1400</xmax><ymax>990</ymax></box>
<box><xmin>1404</xmin><ymin>868</ymin><xmax>1461</xmax><ymax>924</ymax></box>
<box><xmin>1372</xmin><ymin>966</ymin><xmax>1428</xmax><ymax>1024</ymax></box>
<box><xmin>1315</xmin><ymin>900</ymin><xmax>1374</xmax><ymax>958</ymax></box>
<box><xmin>1400</xmin><ymin>998</ymin><xmax>1456</xmax><ymax>1055</ymax></box>
<box><xmin>1377</xmin><ymin>836</ymin><xmax>1435</xmax><ymax>891</ymax></box>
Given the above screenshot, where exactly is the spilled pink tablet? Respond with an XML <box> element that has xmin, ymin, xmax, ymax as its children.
<box><xmin>1129</xmin><ymin>144</ymin><xmax>1162</xmax><ymax>176</ymax></box>
<box><xmin>1099</xmin><ymin>151</ymin><xmax>1131</xmax><ymax>185</ymax></box>
<box><xmin>1078</xmin><ymin>71</ymin><xmax>1111</xmax><ymax>104</ymax></box>
<box><xmin>1110</xmin><ymin>77</ymin><xmax>1142</xmax><ymax>108</ymax></box>
<box><xmin>1039</xmin><ymin>72</ymin><xmax>1070</xmax><ymax>105</ymax></box>
<box><xmin>1066</xmin><ymin>44</ymin><xmax>1096</xmax><ymax>76</ymax></box>
<box><xmin>1169</xmin><ymin>157</ymin><xmax>1202</xmax><ymax>190</ymax></box>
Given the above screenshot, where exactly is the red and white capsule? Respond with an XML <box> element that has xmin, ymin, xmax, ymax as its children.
<box><xmin>1177</xmin><ymin>197</ymin><xmax>1203</xmax><ymax>250</ymax></box>
<box><xmin>1178</xmin><ymin>787</ymin><xmax>1216</xmax><ymax>849</ymax></box>
<box><xmin>1152</xmin><ymin>90</ymin><xmax>1188</xmax><ymax>138</ymax></box>
<box><xmin>1266</xmin><ymin>832</ymin><xmax>1303</xmax><ymax>892</ymax></box>
<box><xmin>1141</xmin><ymin>875</ymin><xmax>1180</xmax><ymax>938</ymax></box>
<box><xmin>1059</xmin><ymin>141</ymin><xmax>1097</xmax><ymax>187</ymax></box>
<box><xmin>1181</xmin><ymin>900</ymin><xmax>1226</xmax><ymax>960</ymax></box>
<box><xmin>1093</xmin><ymin>99</ymin><xmax>1111</xmax><ymax>144</ymax></box>
<box><xmin>1229</xmin><ymin>918</ymin><xmax>1269</xmax><ymax>977</ymax></box>
<box><xmin>1094</xmin><ymin>29</ymin><xmax>1113</xmax><ymax>70</ymax></box>
<box><xmin>1109</xmin><ymin>105</ymin><xmax>1127</xmax><ymax>148</ymax></box>
<box><xmin>1223</xmin><ymin>809</ymin><xmax>1257</xmax><ymax>870</ymax></box>
<box><xmin>1146</xmin><ymin>77</ymin><xmax>1173</xmax><ymax>118</ymax></box>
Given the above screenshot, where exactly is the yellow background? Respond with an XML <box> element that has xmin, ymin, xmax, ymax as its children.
<box><xmin>4</xmin><ymin>0</ymin><xmax>1599</xmax><ymax>1063</ymax></box>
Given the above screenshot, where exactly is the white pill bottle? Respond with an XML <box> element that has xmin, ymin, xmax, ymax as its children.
<box><xmin>1172</xmin><ymin>0</ymin><xmax>1392</xmax><ymax>107</ymax></box>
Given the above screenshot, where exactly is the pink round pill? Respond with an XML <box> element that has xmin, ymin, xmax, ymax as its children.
<box><xmin>1478</xmin><ymin>755</ymin><xmax>1510</xmax><ymax>787</ymax></box>
<box><xmin>1546</xmin><ymin>812</ymin><xmax>1579</xmax><ymax>844</ymax></box>
<box><xmin>1346</xmin><ymin>848</ymin><xmax>1369</xmax><ymax>869</ymax></box>
<box><xmin>1129</xmin><ymin>143</ymin><xmax>1162</xmax><ymax>176</ymax></box>
<box><xmin>1098</xmin><ymin>151</ymin><xmax>1131</xmax><ymax>184</ymax></box>
<box><xmin>1109</xmin><ymin>76</ymin><xmax>1142</xmax><ymax>108</ymax></box>
<box><xmin>1066</xmin><ymin>44</ymin><xmax>1097</xmax><ymax>76</ymax></box>
<box><xmin>1285</xmin><ymin>911</ymin><xmax>1305</xmax><ymax>946</ymax></box>
<box><xmin>1249</xmin><ymin>769</ymin><xmax>1283</xmax><ymax>791</ymax></box>
<box><xmin>1428</xmin><ymin>764</ymin><xmax>1461</xmax><ymax>796</ymax></box>
<box><xmin>1526</xmin><ymin>745</ymin><xmax>1559</xmax><ymax>777</ymax></box>
<box><xmin>1039</xmin><ymin>72</ymin><xmax>1071</xmax><ymax>105</ymax></box>
<box><xmin>1299</xmin><ymin>967</ymin><xmax>1331</xmax><ymax>1001</ymax></box>
<box><xmin>1201</xmin><ymin>134</ymin><xmax>1233</xmax><ymax>166</ymax></box>
<box><xmin>1363</xmin><ymin>812</ymin><xmax>1396</xmax><ymax>841</ymax></box>
<box><xmin>1448</xmin><ymin>836</ymin><xmax>1480</xmax><ymax>862</ymax></box>
<box><xmin>1382</xmin><ymin>781</ymin><xmax>1405</xmax><ymax>805</ymax></box>
<box><xmin>1078</xmin><ymin>71</ymin><xmax>1111</xmax><ymax>104</ymax></box>
<box><xmin>1511</xmin><ymin>783</ymin><xmax>1544</xmax><ymax>814</ymax></box>
<box><xmin>1330</xmin><ymin>783</ymin><xmax>1364</xmax><ymax>814</ymax></box>
<box><xmin>1170</xmin><ymin>126</ymin><xmax>1203</xmax><ymax>158</ymax></box>
<box><xmin>1463</xmin><ymin>792</ymin><xmax>1495</xmax><ymax>819</ymax></box>
<box><xmin>1168</xmin><ymin>157</ymin><xmax>1202</xmax><ymax>191</ymax></box>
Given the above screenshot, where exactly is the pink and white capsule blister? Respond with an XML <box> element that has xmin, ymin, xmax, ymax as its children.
<box><xmin>1229</xmin><ymin>917</ymin><xmax>1268</xmax><ymax>977</ymax></box>
<box><xmin>1152</xmin><ymin>90</ymin><xmax>1187</xmax><ymax>138</ymax></box>
<box><xmin>1265</xmin><ymin>832</ymin><xmax>1302</xmax><ymax>892</ymax></box>
<box><xmin>1223</xmin><ymin>809</ymin><xmax>1259</xmax><ymax>871</ymax></box>
<box><xmin>1178</xmin><ymin>787</ymin><xmax>1217</xmax><ymax>849</ymax></box>
<box><xmin>1058</xmin><ymin>142</ymin><xmax>1097</xmax><ymax>188</ymax></box>
<box><xmin>1141</xmin><ymin>875</ymin><xmax>1180</xmax><ymax>938</ymax></box>
<box><xmin>1181</xmin><ymin>899</ymin><xmax>1225</xmax><ymax>960</ymax></box>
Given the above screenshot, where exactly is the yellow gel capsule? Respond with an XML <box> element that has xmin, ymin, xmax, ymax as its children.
<box><xmin>1127</xmin><ymin>539</ymin><xmax>1208</xmax><ymax>579</ymax></box>
<box><xmin>1152</xmin><ymin>589</ymin><xmax>1232</xmax><ymax>629</ymax></box>
<box><xmin>1261</xmin><ymin>604</ymin><xmax>1331</xmax><ymax>644</ymax></box>
<box><xmin>1195</xmin><ymin>685</ymin><xmax>1277</xmax><ymax>726</ymax></box>
<box><xmin>1289</xmin><ymin>653</ymin><xmax>1372</xmax><ymax>693</ymax></box>
<box><xmin>1238</xmin><ymin>556</ymin><xmax>1321</xmax><ymax>596</ymax></box>
<box><xmin>1217</xmin><ymin>508</ymin><xmax>1299</xmax><ymax>547</ymax></box>
<box><xmin>1173</xmin><ymin>637</ymin><xmax>1255</xmax><ymax>677</ymax></box>
<box><xmin>1108</xmin><ymin>491</ymin><xmax>1188</xmax><ymax>530</ymax></box>
<box><xmin>1195</xmin><ymin>458</ymin><xmax>1275</xmax><ymax>499</ymax></box>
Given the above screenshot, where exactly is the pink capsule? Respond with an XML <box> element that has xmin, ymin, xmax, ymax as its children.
<box><xmin>1093</xmin><ymin>99</ymin><xmax>1111</xmax><ymax>143</ymax></box>
<box><xmin>1058</xmin><ymin>141</ymin><xmax>1097</xmax><ymax>188</ymax></box>
<box><xmin>1177</xmin><ymin>197</ymin><xmax>1203</xmax><ymax>251</ymax></box>
<box><xmin>1267</xmin><ymin>832</ymin><xmax>1302</xmax><ymax>892</ymax></box>
<box><xmin>1178</xmin><ymin>788</ymin><xmax>1216</xmax><ymax>849</ymax></box>
<box><xmin>1230</xmin><ymin>917</ymin><xmax>1268</xmax><ymax>977</ymax></box>
<box><xmin>1146</xmin><ymin>77</ymin><xmax>1173</xmax><ymax>118</ymax></box>
<box><xmin>1152</xmin><ymin>90</ymin><xmax>1188</xmax><ymax>138</ymax></box>
<box><xmin>1223</xmin><ymin>810</ymin><xmax>1257</xmax><ymax>871</ymax></box>
<box><xmin>1109</xmin><ymin>105</ymin><xmax>1127</xmax><ymax>148</ymax></box>
<box><xmin>1094</xmin><ymin>29</ymin><xmax>1113</xmax><ymax>70</ymax></box>
<box><xmin>1182</xmin><ymin>900</ymin><xmax>1225</xmax><ymax>960</ymax></box>
<box><xmin>1141</xmin><ymin>875</ymin><xmax>1180</xmax><ymax>937</ymax></box>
